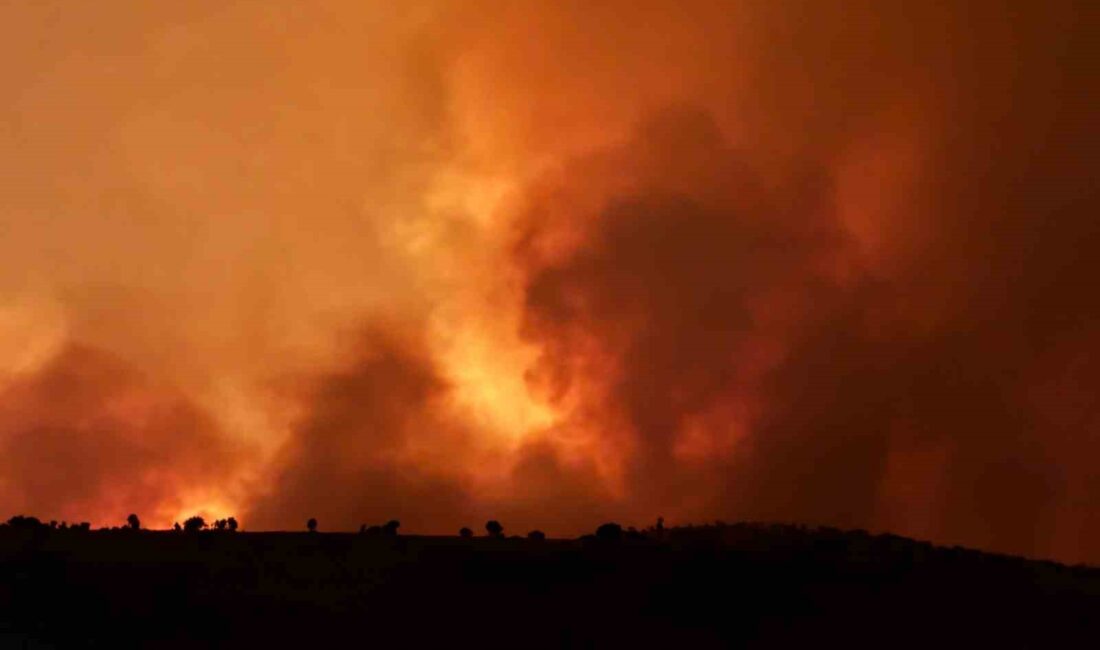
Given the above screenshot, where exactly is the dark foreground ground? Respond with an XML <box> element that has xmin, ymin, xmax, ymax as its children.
<box><xmin>1</xmin><ymin>523</ymin><xmax>1097</xmax><ymax>648</ymax></box>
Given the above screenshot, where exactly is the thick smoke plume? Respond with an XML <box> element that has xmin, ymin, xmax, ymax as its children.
<box><xmin>1</xmin><ymin>1</ymin><xmax>1096</xmax><ymax>562</ymax></box>
<box><xmin>0</xmin><ymin>344</ymin><xmax>239</xmax><ymax>525</ymax></box>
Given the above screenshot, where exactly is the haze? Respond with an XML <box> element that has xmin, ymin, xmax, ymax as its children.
<box><xmin>1</xmin><ymin>1</ymin><xmax>1096</xmax><ymax>564</ymax></box>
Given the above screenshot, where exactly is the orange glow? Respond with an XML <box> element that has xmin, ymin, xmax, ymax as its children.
<box><xmin>1</xmin><ymin>1</ymin><xmax>1096</xmax><ymax>565</ymax></box>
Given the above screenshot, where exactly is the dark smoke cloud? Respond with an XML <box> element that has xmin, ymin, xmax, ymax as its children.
<box><xmin>245</xmin><ymin>327</ymin><xmax>477</xmax><ymax>532</ymax></box>
<box><xmin>515</xmin><ymin>108</ymin><xmax>848</xmax><ymax>523</ymax></box>
<box><xmin>244</xmin><ymin>1</ymin><xmax>1099</xmax><ymax>561</ymax></box>
<box><xmin>510</xmin><ymin>0</ymin><xmax>1099</xmax><ymax>560</ymax></box>
<box><xmin>244</xmin><ymin>324</ymin><xmax>621</xmax><ymax>536</ymax></box>
<box><xmin>489</xmin><ymin>439</ymin><xmax>618</xmax><ymax>535</ymax></box>
<box><xmin>0</xmin><ymin>344</ymin><xmax>239</xmax><ymax>525</ymax></box>
<box><xmin>517</xmin><ymin>107</ymin><xmax>842</xmax><ymax>517</ymax></box>
<box><xmin>1</xmin><ymin>0</ymin><xmax>1096</xmax><ymax>564</ymax></box>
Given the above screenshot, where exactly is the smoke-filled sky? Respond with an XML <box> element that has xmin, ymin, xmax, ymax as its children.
<box><xmin>1</xmin><ymin>1</ymin><xmax>1096</xmax><ymax>563</ymax></box>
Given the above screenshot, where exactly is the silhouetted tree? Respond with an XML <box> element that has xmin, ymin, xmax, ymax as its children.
<box><xmin>76</xmin><ymin>522</ymin><xmax>91</xmax><ymax>532</ymax></box>
<box><xmin>596</xmin><ymin>523</ymin><xmax>623</xmax><ymax>542</ymax></box>
<box><xmin>8</xmin><ymin>515</ymin><xmax>44</xmax><ymax>529</ymax></box>
<box><xmin>382</xmin><ymin>520</ymin><xmax>400</xmax><ymax>536</ymax></box>
<box><xmin>183</xmin><ymin>516</ymin><xmax>206</xmax><ymax>533</ymax></box>
<box><xmin>485</xmin><ymin>520</ymin><xmax>504</xmax><ymax>538</ymax></box>
<box><xmin>527</xmin><ymin>530</ymin><xmax>546</xmax><ymax>541</ymax></box>
<box><xmin>459</xmin><ymin>527</ymin><xmax>473</xmax><ymax>539</ymax></box>
<box><xmin>49</xmin><ymin>520</ymin><xmax>58</xmax><ymax>529</ymax></box>
<box><xmin>652</xmin><ymin>516</ymin><xmax>665</xmax><ymax>540</ymax></box>
<box><xmin>173</xmin><ymin>522</ymin><xmax>182</xmax><ymax>532</ymax></box>
<box><xmin>227</xmin><ymin>517</ymin><xmax>238</xmax><ymax>532</ymax></box>
<box><xmin>127</xmin><ymin>514</ymin><xmax>141</xmax><ymax>530</ymax></box>
<box><xmin>307</xmin><ymin>518</ymin><xmax>318</xmax><ymax>533</ymax></box>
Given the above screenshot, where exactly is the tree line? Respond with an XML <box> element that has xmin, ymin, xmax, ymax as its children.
<box><xmin>2</xmin><ymin>513</ymin><xmax>668</xmax><ymax>543</ymax></box>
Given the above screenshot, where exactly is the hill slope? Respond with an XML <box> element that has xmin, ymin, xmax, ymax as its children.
<box><xmin>1</xmin><ymin>522</ymin><xmax>1097</xmax><ymax>647</ymax></box>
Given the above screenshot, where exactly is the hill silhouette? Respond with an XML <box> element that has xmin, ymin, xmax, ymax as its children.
<box><xmin>1</xmin><ymin>517</ymin><xmax>1097</xmax><ymax>647</ymax></box>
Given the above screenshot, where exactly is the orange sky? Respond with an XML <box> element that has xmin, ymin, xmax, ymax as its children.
<box><xmin>1</xmin><ymin>1</ymin><xmax>1097</xmax><ymax>564</ymax></box>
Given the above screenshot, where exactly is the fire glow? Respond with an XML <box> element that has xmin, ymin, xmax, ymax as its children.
<box><xmin>1</xmin><ymin>1</ymin><xmax>1096</xmax><ymax>564</ymax></box>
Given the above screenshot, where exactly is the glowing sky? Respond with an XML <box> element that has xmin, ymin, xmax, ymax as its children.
<box><xmin>1</xmin><ymin>1</ymin><xmax>1097</xmax><ymax>564</ymax></box>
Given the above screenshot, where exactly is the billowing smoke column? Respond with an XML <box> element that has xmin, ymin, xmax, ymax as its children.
<box><xmin>0</xmin><ymin>344</ymin><xmax>240</xmax><ymax>526</ymax></box>
<box><xmin>1</xmin><ymin>1</ymin><xmax>1097</xmax><ymax>563</ymax></box>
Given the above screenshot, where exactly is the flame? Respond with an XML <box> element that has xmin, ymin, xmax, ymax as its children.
<box><xmin>1</xmin><ymin>0</ymin><xmax>1096</xmax><ymax>564</ymax></box>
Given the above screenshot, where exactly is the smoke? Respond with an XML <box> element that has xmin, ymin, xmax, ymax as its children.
<box><xmin>0</xmin><ymin>344</ymin><xmax>240</xmax><ymax>526</ymax></box>
<box><xmin>1</xmin><ymin>1</ymin><xmax>1097</xmax><ymax>562</ymax></box>
<box><xmin>0</xmin><ymin>0</ymin><xmax>463</xmax><ymax>524</ymax></box>
<box><xmin>483</xmin><ymin>0</ymin><xmax>1099</xmax><ymax>560</ymax></box>
<box><xmin>243</xmin><ymin>325</ymin><xmax>477</xmax><ymax>531</ymax></box>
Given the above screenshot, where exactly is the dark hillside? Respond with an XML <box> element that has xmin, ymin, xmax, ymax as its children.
<box><xmin>1</xmin><ymin>521</ymin><xmax>1097</xmax><ymax>648</ymax></box>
